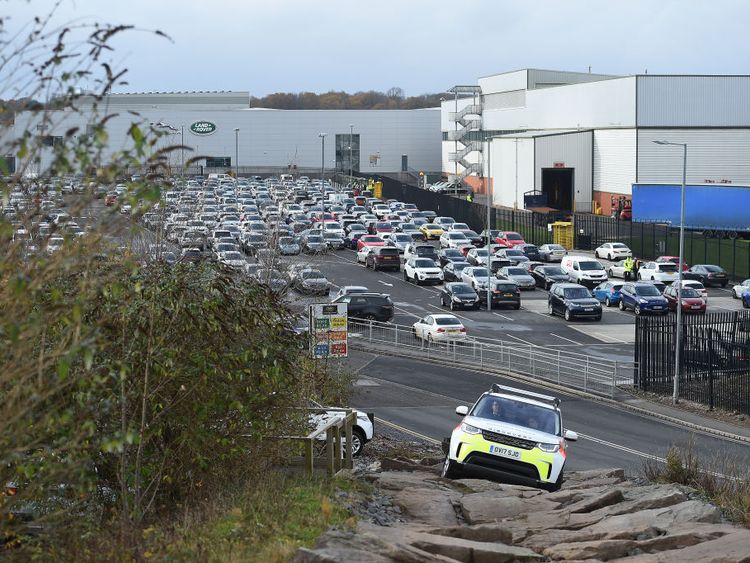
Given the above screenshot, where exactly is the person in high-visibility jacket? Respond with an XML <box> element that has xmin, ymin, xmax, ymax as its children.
<box><xmin>466</xmin><ymin>192</ymin><xmax>474</xmax><ymax>203</ymax></box>
<box><xmin>623</xmin><ymin>256</ymin><xmax>634</xmax><ymax>280</ymax></box>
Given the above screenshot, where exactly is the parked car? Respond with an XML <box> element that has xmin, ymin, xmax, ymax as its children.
<box><xmin>466</xmin><ymin>247</ymin><xmax>491</xmax><ymax>266</ymax></box>
<box><xmin>607</xmin><ymin>259</ymin><xmax>628</xmax><ymax>279</ymax></box>
<box><xmin>496</xmin><ymin>247</ymin><xmax>530</xmax><ymax>266</ymax></box>
<box><xmin>438</xmin><ymin>247</ymin><xmax>466</xmax><ymax>267</ymax></box>
<box><xmin>443</xmin><ymin>260</ymin><xmax>471</xmax><ymax>282</ymax></box>
<box><xmin>439</xmin><ymin>231</ymin><xmax>470</xmax><ymax>249</ymax></box>
<box><xmin>332</xmin><ymin>292</ymin><xmax>394</xmax><ymax>322</ymax></box>
<box><xmin>419</xmin><ymin>223</ymin><xmax>444</xmax><ymax>240</ymax></box>
<box><xmin>294</xmin><ymin>269</ymin><xmax>330</xmax><ymax>295</ymax></box>
<box><xmin>487</xmin><ymin>280</ymin><xmax>521</xmax><ymax>310</ymax></box>
<box><xmin>331</xmin><ymin>286</ymin><xmax>370</xmax><ymax>300</ymax></box>
<box><xmin>674</xmin><ymin>279</ymin><xmax>708</xmax><ymax>302</ymax></box>
<box><xmin>531</xmin><ymin>265</ymin><xmax>569</xmax><ymax>289</ymax></box>
<box><xmin>538</xmin><ymin>243</ymin><xmax>567</xmax><ymax>262</ymax></box>
<box><xmin>594</xmin><ymin>242</ymin><xmax>632</xmax><ymax>260</ymax></box>
<box><xmin>365</xmin><ymin>246</ymin><xmax>401</xmax><ymax>271</ymax></box>
<box><xmin>356</xmin><ymin>235</ymin><xmax>385</xmax><ymax>251</ymax></box>
<box><xmin>637</xmin><ymin>261</ymin><xmax>679</xmax><ymax>283</ymax></box>
<box><xmin>277</xmin><ymin>236</ymin><xmax>300</xmax><ymax>255</ymax></box>
<box><xmin>495</xmin><ymin>231</ymin><xmax>526</xmax><ymax>247</ymax></box>
<box><xmin>302</xmin><ymin>233</ymin><xmax>328</xmax><ymax>253</ymax></box>
<box><xmin>404</xmin><ymin>257</ymin><xmax>443</xmax><ymax>285</ymax></box>
<box><xmin>308</xmin><ymin>399</ymin><xmax>374</xmax><ymax>457</ymax></box>
<box><xmin>548</xmin><ymin>283</ymin><xmax>602</xmax><ymax>321</ymax></box>
<box><xmin>619</xmin><ymin>282</ymin><xmax>669</xmax><ymax>315</ymax></box>
<box><xmin>685</xmin><ymin>264</ymin><xmax>729</xmax><ymax>288</ymax></box>
<box><xmin>560</xmin><ymin>255</ymin><xmax>608</xmax><ymax>288</ymax></box>
<box><xmin>440</xmin><ymin>283</ymin><xmax>480</xmax><ymax>310</ymax></box>
<box><xmin>655</xmin><ymin>256</ymin><xmax>688</xmax><ymax>271</ymax></box>
<box><xmin>732</xmin><ymin>279</ymin><xmax>750</xmax><ymax>300</ymax></box>
<box><xmin>461</xmin><ymin>266</ymin><xmax>494</xmax><ymax>291</ymax></box>
<box><xmin>496</xmin><ymin>266</ymin><xmax>536</xmax><ymax>290</ymax></box>
<box><xmin>663</xmin><ymin>285</ymin><xmax>706</xmax><ymax>314</ymax></box>
<box><xmin>412</xmin><ymin>314</ymin><xmax>466</xmax><ymax>342</ymax></box>
<box><xmin>404</xmin><ymin>243</ymin><xmax>439</xmax><ymax>262</ymax></box>
<box><xmin>592</xmin><ymin>281</ymin><xmax>624</xmax><ymax>307</ymax></box>
<box><xmin>516</xmin><ymin>243</ymin><xmax>541</xmax><ymax>261</ymax></box>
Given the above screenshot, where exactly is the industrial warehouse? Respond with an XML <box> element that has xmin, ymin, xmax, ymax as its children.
<box><xmin>442</xmin><ymin>69</ymin><xmax>750</xmax><ymax>215</ymax></box>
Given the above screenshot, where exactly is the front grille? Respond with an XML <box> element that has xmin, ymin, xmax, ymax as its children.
<box><xmin>464</xmin><ymin>452</ymin><xmax>540</xmax><ymax>480</ymax></box>
<box><xmin>482</xmin><ymin>430</ymin><xmax>536</xmax><ymax>450</ymax></box>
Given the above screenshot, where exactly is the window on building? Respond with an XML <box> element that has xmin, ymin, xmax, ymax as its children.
<box><xmin>41</xmin><ymin>135</ymin><xmax>63</xmax><ymax>147</ymax></box>
<box><xmin>206</xmin><ymin>157</ymin><xmax>231</xmax><ymax>168</ymax></box>
<box><xmin>335</xmin><ymin>133</ymin><xmax>360</xmax><ymax>173</ymax></box>
<box><xmin>0</xmin><ymin>156</ymin><xmax>16</xmax><ymax>174</ymax></box>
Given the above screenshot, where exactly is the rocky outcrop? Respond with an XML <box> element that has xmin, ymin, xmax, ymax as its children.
<box><xmin>296</xmin><ymin>464</ymin><xmax>750</xmax><ymax>562</ymax></box>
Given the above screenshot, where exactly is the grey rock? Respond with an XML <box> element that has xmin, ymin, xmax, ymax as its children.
<box><xmin>566</xmin><ymin>489</ymin><xmax>625</xmax><ymax>513</ymax></box>
<box><xmin>426</xmin><ymin>523</ymin><xmax>513</xmax><ymax>545</ymax></box>
<box><xmin>460</xmin><ymin>491</ymin><xmax>561</xmax><ymax>524</ymax></box>
<box><xmin>543</xmin><ymin>538</ymin><xmax>637</xmax><ymax>561</ymax></box>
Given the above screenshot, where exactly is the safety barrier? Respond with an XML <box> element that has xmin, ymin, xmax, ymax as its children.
<box><xmin>348</xmin><ymin>319</ymin><xmax>636</xmax><ymax>399</ymax></box>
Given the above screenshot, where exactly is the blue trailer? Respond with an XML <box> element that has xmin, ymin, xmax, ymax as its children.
<box><xmin>631</xmin><ymin>183</ymin><xmax>750</xmax><ymax>236</ymax></box>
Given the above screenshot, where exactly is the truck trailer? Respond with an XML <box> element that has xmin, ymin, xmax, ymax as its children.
<box><xmin>631</xmin><ymin>183</ymin><xmax>750</xmax><ymax>237</ymax></box>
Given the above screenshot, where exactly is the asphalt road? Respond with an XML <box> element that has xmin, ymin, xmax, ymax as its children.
<box><xmin>348</xmin><ymin>350</ymin><xmax>750</xmax><ymax>474</ymax></box>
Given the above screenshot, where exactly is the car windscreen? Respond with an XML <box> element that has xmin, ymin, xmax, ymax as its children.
<box><xmin>471</xmin><ymin>268</ymin><xmax>491</xmax><ymax>277</ymax></box>
<box><xmin>474</xmin><ymin>249</ymin><xmax>489</xmax><ymax>256</ymax></box>
<box><xmin>563</xmin><ymin>287</ymin><xmax>592</xmax><ymax>299</ymax></box>
<box><xmin>545</xmin><ymin>267</ymin><xmax>564</xmax><ymax>275</ymax></box>
<box><xmin>434</xmin><ymin>317</ymin><xmax>462</xmax><ymax>326</ymax></box>
<box><xmin>301</xmin><ymin>270</ymin><xmax>324</xmax><ymax>279</ymax></box>
<box><xmin>452</xmin><ymin>284</ymin><xmax>475</xmax><ymax>294</ymax></box>
<box><xmin>494</xmin><ymin>283</ymin><xmax>517</xmax><ymax>292</ymax></box>
<box><xmin>415</xmin><ymin>247</ymin><xmax>436</xmax><ymax>255</ymax></box>
<box><xmin>505</xmin><ymin>249</ymin><xmax>523</xmax><ymax>256</ymax></box>
<box><xmin>414</xmin><ymin>259</ymin><xmax>436</xmax><ymax>268</ymax></box>
<box><xmin>452</xmin><ymin>262</ymin><xmax>470</xmax><ymax>271</ymax></box>
<box><xmin>448</xmin><ymin>232</ymin><xmax>467</xmax><ymax>239</ymax></box>
<box><xmin>472</xmin><ymin>396</ymin><xmax>559</xmax><ymax>435</ymax></box>
<box><xmin>612</xmin><ymin>243</ymin><xmax>628</xmax><ymax>249</ymax></box>
<box><xmin>224</xmin><ymin>252</ymin><xmax>242</xmax><ymax>260</ymax></box>
<box><xmin>506</xmin><ymin>268</ymin><xmax>526</xmax><ymax>275</ymax></box>
<box><xmin>635</xmin><ymin>285</ymin><xmax>661</xmax><ymax>296</ymax></box>
<box><xmin>578</xmin><ymin>261</ymin><xmax>604</xmax><ymax>271</ymax></box>
<box><xmin>704</xmin><ymin>265</ymin><xmax>724</xmax><ymax>272</ymax></box>
<box><xmin>393</xmin><ymin>234</ymin><xmax>410</xmax><ymax>242</ymax></box>
<box><xmin>658</xmin><ymin>263</ymin><xmax>678</xmax><ymax>272</ymax></box>
<box><xmin>549</xmin><ymin>245</ymin><xmax>565</xmax><ymax>250</ymax></box>
<box><xmin>322</xmin><ymin>232</ymin><xmax>340</xmax><ymax>239</ymax></box>
<box><xmin>680</xmin><ymin>288</ymin><xmax>700</xmax><ymax>298</ymax></box>
<box><xmin>279</xmin><ymin>237</ymin><xmax>294</xmax><ymax>244</ymax></box>
<box><xmin>307</xmin><ymin>235</ymin><xmax>323</xmax><ymax>242</ymax></box>
<box><xmin>506</xmin><ymin>233</ymin><xmax>523</xmax><ymax>241</ymax></box>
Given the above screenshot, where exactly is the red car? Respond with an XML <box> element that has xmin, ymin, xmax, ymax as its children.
<box><xmin>458</xmin><ymin>243</ymin><xmax>474</xmax><ymax>257</ymax></box>
<box><xmin>495</xmin><ymin>231</ymin><xmax>526</xmax><ymax>247</ymax></box>
<box><xmin>663</xmin><ymin>285</ymin><xmax>706</xmax><ymax>314</ymax></box>
<box><xmin>656</xmin><ymin>256</ymin><xmax>689</xmax><ymax>271</ymax></box>
<box><xmin>374</xmin><ymin>222</ymin><xmax>394</xmax><ymax>235</ymax></box>
<box><xmin>356</xmin><ymin>235</ymin><xmax>385</xmax><ymax>251</ymax></box>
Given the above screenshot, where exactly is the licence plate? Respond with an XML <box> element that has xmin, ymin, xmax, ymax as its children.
<box><xmin>488</xmin><ymin>445</ymin><xmax>521</xmax><ymax>459</ymax></box>
<box><xmin>504</xmin><ymin>293</ymin><xmax>513</xmax><ymax>297</ymax></box>
<box><xmin>691</xmin><ymin>305</ymin><xmax>701</xmax><ymax>309</ymax></box>
<box><xmin>654</xmin><ymin>306</ymin><xmax>663</xmax><ymax>310</ymax></box>
<box><xmin>447</xmin><ymin>329</ymin><xmax>459</xmax><ymax>333</ymax></box>
<box><xmin>584</xmin><ymin>308</ymin><xmax>593</xmax><ymax>312</ymax></box>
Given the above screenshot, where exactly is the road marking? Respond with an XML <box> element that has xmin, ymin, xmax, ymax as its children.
<box><xmin>428</xmin><ymin>304</ymin><xmax>473</xmax><ymax>322</ymax></box>
<box><xmin>504</xmin><ymin>333</ymin><xmax>537</xmax><ymax>347</ymax></box>
<box><xmin>550</xmin><ymin>333</ymin><xmax>581</xmax><ymax>345</ymax></box>
<box><xmin>577</xmin><ymin>432</ymin><xmax>666</xmax><ymax>463</ymax></box>
<box><xmin>493</xmin><ymin>312</ymin><xmax>513</xmax><ymax>320</ymax></box>
<box><xmin>376</xmin><ymin>418</ymin><xmax>442</xmax><ymax>445</ymax></box>
<box><xmin>378</xmin><ymin>280</ymin><xmax>393</xmax><ymax>287</ymax></box>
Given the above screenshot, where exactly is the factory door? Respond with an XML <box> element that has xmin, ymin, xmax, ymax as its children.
<box><xmin>541</xmin><ymin>168</ymin><xmax>574</xmax><ymax>211</ymax></box>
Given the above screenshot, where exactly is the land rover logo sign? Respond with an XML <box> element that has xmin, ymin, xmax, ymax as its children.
<box><xmin>189</xmin><ymin>121</ymin><xmax>217</xmax><ymax>136</ymax></box>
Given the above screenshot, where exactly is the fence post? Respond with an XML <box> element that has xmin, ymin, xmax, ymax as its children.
<box><xmin>304</xmin><ymin>439</ymin><xmax>314</xmax><ymax>476</ymax></box>
<box><xmin>480</xmin><ymin>342</ymin><xmax>483</xmax><ymax>368</ymax></box>
<box><xmin>557</xmin><ymin>350</ymin><xmax>561</xmax><ymax>384</ymax></box>
<box><xmin>368</xmin><ymin>321</ymin><xmax>373</xmax><ymax>342</ymax></box>
<box><xmin>394</xmin><ymin>325</ymin><xmax>398</xmax><ymax>347</ymax></box>
<box><xmin>333</xmin><ymin>424</ymin><xmax>342</xmax><ymax>472</ymax></box>
<box><xmin>326</xmin><ymin>428</ymin><xmax>335</xmax><ymax>477</ymax></box>
<box><xmin>612</xmin><ymin>361</ymin><xmax>618</xmax><ymax>398</ymax></box>
<box><xmin>708</xmin><ymin>342</ymin><xmax>714</xmax><ymax>411</ymax></box>
<box><xmin>584</xmin><ymin>357</ymin><xmax>589</xmax><ymax>392</ymax></box>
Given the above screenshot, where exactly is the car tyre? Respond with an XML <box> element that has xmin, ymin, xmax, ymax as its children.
<box><xmin>450</xmin><ymin>301</ymin><xmax>456</xmax><ymax>311</ymax></box>
<box><xmin>350</xmin><ymin>428</ymin><xmax>366</xmax><ymax>457</ymax></box>
<box><xmin>635</xmin><ymin>305</ymin><xmax>641</xmax><ymax>316</ymax></box>
<box><xmin>364</xmin><ymin>314</ymin><xmax>376</xmax><ymax>321</ymax></box>
<box><xmin>608</xmin><ymin>253</ymin><xmax>613</xmax><ymax>260</ymax></box>
<box><xmin>544</xmin><ymin>470</ymin><xmax>563</xmax><ymax>492</ymax></box>
<box><xmin>605</xmin><ymin>297</ymin><xmax>612</xmax><ymax>307</ymax></box>
<box><xmin>404</xmin><ymin>271</ymin><xmax>409</xmax><ymax>281</ymax></box>
<box><xmin>548</xmin><ymin>301</ymin><xmax>554</xmax><ymax>316</ymax></box>
<box><xmin>514</xmin><ymin>304</ymin><xmax>521</xmax><ymax>310</ymax></box>
<box><xmin>564</xmin><ymin>309</ymin><xmax>572</xmax><ymax>322</ymax></box>
<box><xmin>440</xmin><ymin>456</ymin><xmax>461</xmax><ymax>479</ymax></box>
<box><xmin>619</xmin><ymin>300</ymin><xmax>626</xmax><ymax>311</ymax></box>
<box><xmin>594</xmin><ymin>314</ymin><xmax>602</xmax><ymax>321</ymax></box>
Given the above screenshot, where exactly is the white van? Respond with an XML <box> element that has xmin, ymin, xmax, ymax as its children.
<box><xmin>560</xmin><ymin>255</ymin><xmax>608</xmax><ymax>288</ymax></box>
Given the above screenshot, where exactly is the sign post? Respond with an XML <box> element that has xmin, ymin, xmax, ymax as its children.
<box><xmin>309</xmin><ymin>303</ymin><xmax>348</xmax><ymax>358</ymax></box>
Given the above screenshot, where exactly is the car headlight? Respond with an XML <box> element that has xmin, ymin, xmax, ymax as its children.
<box><xmin>538</xmin><ymin>441</ymin><xmax>560</xmax><ymax>453</ymax></box>
<box><xmin>452</xmin><ymin>296</ymin><xmax>461</xmax><ymax>302</ymax></box>
<box><xmin>639</xmin><ymin>298</ymin><xmax>648</xmax><ymax>304</ymax></box>
<box><xmin>460</xmin><ymin>422</ymin><xmax>481</xmax><ymax>435</ymax></box>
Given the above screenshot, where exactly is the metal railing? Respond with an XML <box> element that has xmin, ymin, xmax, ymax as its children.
<box><xmin>348</xmin><ymin>319</ymin><xmax>636</xmax><ymax>398</ymax></box>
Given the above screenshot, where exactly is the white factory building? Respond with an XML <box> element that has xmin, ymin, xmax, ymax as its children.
<box><xmin>442</xmin><ymin>69</ymin><xmax>750</xmax><ymax>215</ymax></box>
<box><xmin>7</xmin><ymin>91</ymin><xmax>442</xmax><ymax>177</ymax></box>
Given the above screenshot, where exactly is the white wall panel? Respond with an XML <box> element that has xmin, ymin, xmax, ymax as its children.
<box><xmin>637</xmin><ymin>76</ymin><xmax>750</xmax><ymax>127</ymax></box>
<box><xmin>637</xmin><ymin>129</ymin><xmax>750</xmax><ymax>185</ymax></box>
<box><xmin>491</xmin><ymin>137</ymin><xmax>534</xmax><ymax>209</ymax></box>
<box><xmin>479</xmin><ymin>70</ymin><xmax>528</xmax><ymax>95</ymax></box>
<box><xmin>593</xmin><ymin>129</ymin><xmax>637</xmax><ymax>195</ymax></box>
<box><xmin>534</xmin><ymin>131</ymin><xmax>593</xmax><ymax>211</ymax></box>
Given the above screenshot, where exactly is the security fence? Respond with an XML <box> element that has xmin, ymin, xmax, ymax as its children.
<box><xmin>348</xmin><ymin>319</ymin><xmax>635</xmax><ymax>399</ymax></box>
<box><xmin>635</xmin><ymin>311</ymin><xmax>750</xmax><ymax>414</ymax></box>
<box><xmin>368</xmin><ymin>175</ymin><xmax>750</xmax><ymax>282</ymax></box>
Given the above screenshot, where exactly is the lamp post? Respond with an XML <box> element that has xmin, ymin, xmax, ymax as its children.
<box><xmin>234</xmin><ymin>128</ymin><xmax>239</xmax><ymax>178</ymax></box>
<box><xmin>486</xmin><ymin>136</ymin><xmax>493</xmax><ymax>311</ymax></box>
<box><xmin>653</xmin><ymin>140</ymin><xmax>687</xmax><ymax>405</ymax></box>
<box><xmin>318</xmin><ymin>133</ymin><xmax>327</xmax><ymax>184</ymax></box>
<box><xmin>349</xmin><ymin>124</ymin><xmax>354</xmax><ymax>181</ymax></box>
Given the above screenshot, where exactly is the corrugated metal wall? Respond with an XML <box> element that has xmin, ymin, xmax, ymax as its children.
<box><xmin>491</xmin><ymin>137</ymin><xmax>534</xmax><ymax>208</ymax></box>
<box><xmin>637</xmin><ymin>129</ymin><xmax>750</xmax><ymax>185</ymax></box>
<box><xmin>534</xmin><ymin>131</ymin><xmax>593</xmax><ymax>211</ymax></box>
<box><xmin>637</xmin><ymin>76</ymin><xmax>750</xmax><ymax>127</ymax></box>
<box><xmin>527</xmin><ymin>69</ymin><xmax>619</xmax><ymax>90</ymax></box>
<box><xmin>593</xmin><ymin>129</ymin><xmax>637</xmax><ymax>195</ymax></box>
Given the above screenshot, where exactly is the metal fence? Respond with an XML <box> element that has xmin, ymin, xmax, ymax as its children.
<box><xmin>635</xmin><ymin>311</ymin><xmax>750</xmax><ymax>414</ymax></box>
<box><xmin>348</xmin><ymin>319</ymin><xmax>635</xmax><ymax>398</ymax></box>
<box><xmin>370</xmin><ymin>175</ymin><xmax>750</xmax><ymax>282</ymax></box>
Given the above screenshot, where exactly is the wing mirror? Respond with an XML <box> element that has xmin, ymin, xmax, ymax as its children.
<box><xmin>564</xmin><ymin>430</ymin><xmax>578</xmax><ymax>442</ymax></box>
<box><xmin>455</xmin><ymin>405</ymin><xmax>469</xmax><ymax>416</ymax></box>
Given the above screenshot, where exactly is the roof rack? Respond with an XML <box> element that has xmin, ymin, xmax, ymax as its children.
<box><xmin>490</xmin><ymin>384</ymin><xmax>561</xmax><ymax>408</ymax></box>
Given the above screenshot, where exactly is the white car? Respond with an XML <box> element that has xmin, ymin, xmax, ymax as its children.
<box><xmin>309</xmin><ymin>400</ymin><xmax>374</xmax><ymax>457</ymax></box>
<box><xmin>637</xmin><ymin>261</ymin><xmax>679</xmax><ymax>283</ymax></box>
<box><xmin>607</xmin><ymin>260</ymin><xmax>628</xmax><ymax>279</ymax></box>
<box><xmin>412</xmin><ymin>314</ymin><xmax>467</xmax><ymax>342</ymax></box>
<box><xmin>448</xmin><ymin>222</ymin><xmax>472</xmax><ymax>233</ymax></box>
<box><xmin>675</xmin><ymin>279</ymin><xmax>709</xmax><ymax>302</ymax></box>
<box><xmin>356</xmin><ymin>246</ymin><xmax>373</xmax><ymax>264</ymax></box>
<box><xmin>404</xmin><ymin>257</ymin><xmax>444</xmax><ymax>285</ymax></box>
<box><xmin>732</xmin><ymin>279</ymin><xmax>750</xmax><ymax>299</ymax></box>
<box><xmin>384</xmin><ymin>232</ymin><xmax>412</xmax><ymax>254</ymax></box>
<box><xmin>595</xmin><ymin>242</ymin><xmax>632</xmax><ymax>260</ymax></box>
<box><xmin>219</xmin><ymin>251</ymin><xmax>245</xmax><ymax>269</ymax></box>
<box><xmin>466</xmin><ymin>248</ymin><xmax>491</xmax><ymax>266</ymax></box>
<box><xmin>440</xmin><ymin>231</ymin><xmax>470</xmax><ymax>249</ymax></box>
<box><xmin>461</xmin><ymin>266</ymin><xmax>494</xmax><ymax>291</ymax></box>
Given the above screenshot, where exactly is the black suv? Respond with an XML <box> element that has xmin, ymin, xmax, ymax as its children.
<box><xmin>412</xmin><ymin>244</ymin><xmax>439</xmax><ymax>262</ymax></box>
<box><xmin>489</xmin><ymin>280</ymin><xmax>521</xmax><ymax>309</ymax></box>
<box><xmin>440</xmin><ymin>283</ymin><xmax>480</xmax><ymax>310</ymax></box>
<box><xmin>548</xmin><ymin>282</ymin><xmax>602</xmax><ymax>321</ymax></box>
<box><xmin>332</xmin><ymin>293</ymin><xmax>394</xmax><ymax>322</ymax></box>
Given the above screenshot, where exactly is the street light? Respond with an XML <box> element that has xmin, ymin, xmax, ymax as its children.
<box><xmin>653</xmin><ymin>139</ymin><xmax>687</xmax><ymax>405</ymax></box>
<box><xmin>485</xmin><ymin>136</ymin><xmax>493</xmax><ymax>311</ymax></box>
<box><xmin>318</xmin><ymin>133</ymin><xmax>327</xmax><ymax>184</ymax></box>
<box><xmin>234</xmin><ymin>128</ymin><xmax>240</xmax><ymax>178</ymax></box>
<box><xmin>349</xmin><ymin>124</ymin><xmax>354</xmax><ymax>181</ymax></box>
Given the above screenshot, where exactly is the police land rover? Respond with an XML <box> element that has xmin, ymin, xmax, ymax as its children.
<box><xmin>441</xmin><ymin>385</ymin><xmax>578</xmax><ymax>491</ymax></box>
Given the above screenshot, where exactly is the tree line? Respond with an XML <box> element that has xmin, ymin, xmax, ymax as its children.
<box><xmin>249</xmin><ymin>88</ymin><xmax>444</xmax><ymax>110</ymax></box>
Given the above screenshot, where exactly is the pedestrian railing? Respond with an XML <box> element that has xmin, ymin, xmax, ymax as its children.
<box><xmin>348</xmin><ymin>319</ymin><xmax>636</xmax><ymax>399</ymax></box>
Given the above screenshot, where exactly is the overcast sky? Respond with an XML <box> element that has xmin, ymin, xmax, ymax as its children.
<box><xmin>8</xmin><ymin>0</ymin><xmax>750</xmax><ymax>97</ymax></box>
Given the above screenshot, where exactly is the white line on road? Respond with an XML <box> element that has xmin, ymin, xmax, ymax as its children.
<box><xmin>550</xmin><ymin>333</ymin><xmax>581</xmax><ymax>345</ymax></box>
<box><xmin>577</xmin><ymin>432</ymin><xmax>666</xmax><ymax>463</ymax></box>
<box><xmin>378</xmin><ymin>280</ymin><xmax>393</xmax><ymax>287</ymax></box>
<box><xmin>376</xmin><ymin>418</ymin><xmax>442</xmax><ymax>445</ymax></box>
<box><xmin>504</xmin><ymin>333</ymin><xmax>537</xmax><ymax>347</ymax></box>
<box><xmin>493</xmin><ymin>312</ymin><xmax>513</xmax><ymax>321</ymax></box>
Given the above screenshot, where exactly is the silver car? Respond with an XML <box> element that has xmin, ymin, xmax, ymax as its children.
<box><xmin>497</xmin><ymin>266</ymin><xmax>536</xmax><ymax>290</ymax></box>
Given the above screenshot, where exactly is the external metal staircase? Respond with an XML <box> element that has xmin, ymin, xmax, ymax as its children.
<box><xmin>447</xmin><ymin>89</ymin><xmax>483</xmax><ymax>181</ymax></box>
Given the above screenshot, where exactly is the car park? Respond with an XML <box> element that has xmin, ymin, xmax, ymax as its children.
<box><xmin>592</xmin><ymin>281</ymin><xmax>624</xmax><ymax>307</ymax></box>
<box><xmin>685</xmin><ymin>264</ymin><xmax>729</xmax><ymax>288</ymax></box>
<box><xmin>530</xmin><ymin>265</ymin><xmax>569</xmax><ymax>289</ymax></box>
<box><xmin>594</xmin><ymin>242</ymin><xmax>632</xmax><ymax>260</ymax></box>
<box><xmin>663</xmin><ymin>285</ymin><xmax>706</xmax><ymax>314</ymax></box>
<box><xmin>497</xmin><ymin>266</ymin><xmax>535</xmax><ymax>290</ymax></box>
<box><xmin>441</xmin><ymin>384</ymin><xmax>577</xmax><ymax>491</ymax></box>
<box><xmin>548</xmin><ymin>283</ymin><xmax>602</xmax><ymax>321</ymax></box>
<box><xmin>412</xmin><ymin>314</ymin><xmax>466</xmax><ymax>342</ymax></box>
<box><xmin>404</xmin><ymin>257</ymin><xmax>444</xmax><ymax>285</ymax></box>
<box><xmin>538</xmin><ymin>243</ymin><xmax>567</xmax><ymax>262</ymax></box>
<box><xmin>619</xmin><ymin>282</ymin><xmax>669</xmax><ymax>315</ymax></box>
<box><xmin>333</xmin><ymin>293</ymin><xmax>394</xmax><ymax>322</ymax></box>
<box><xmin>439</xmin><ymin>283</ymin><xmax>480</xmax><ymax>310</ymax></box>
